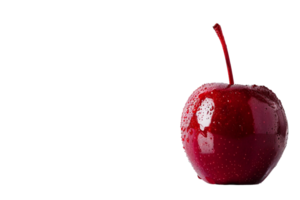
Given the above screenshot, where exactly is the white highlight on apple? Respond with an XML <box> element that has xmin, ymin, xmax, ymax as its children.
<box><xmin>196</xmin><ymin>98</ymin><xmax>215</xmax><ymax>154</ymax></box>
<box><xmin>196</xmin><ymin>98</ymin><xmax>215</xmax><ymax>131</ymax></box>
<box><xmin>198</xmin><ymin>132</ymin><xmax>214</xmax><ymax>154</ymax></box>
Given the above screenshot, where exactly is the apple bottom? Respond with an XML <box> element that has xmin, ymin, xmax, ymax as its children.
<box><xmin>185</xmin><ymin>132</ymin><xmax>286</xmax><ymax>184</ymax></box>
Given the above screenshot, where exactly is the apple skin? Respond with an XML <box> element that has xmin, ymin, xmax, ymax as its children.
<box><xmin>181</xmin><ymin>83</ymin><xmax>288</xmax><ymax>184</ymax></box>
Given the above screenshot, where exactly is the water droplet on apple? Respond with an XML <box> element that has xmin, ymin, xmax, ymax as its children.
<box><xmin>196</xmin><ymin>175</ymin><xmax>201</xmax><ymax>181</ymax></box>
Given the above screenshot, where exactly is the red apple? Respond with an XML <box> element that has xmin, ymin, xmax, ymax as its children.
<box><xmin>181</xmin><ymin>24</ymin><xmax>288</xmax><ymax>184</ymax></box>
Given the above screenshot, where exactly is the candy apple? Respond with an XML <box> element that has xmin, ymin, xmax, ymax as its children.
<box><xmin>180</xmin><ymin>24</ymin><xmax>288</xmax><ymax>184</ymax></box>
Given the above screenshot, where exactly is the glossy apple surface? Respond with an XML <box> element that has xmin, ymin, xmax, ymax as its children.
<box><xmin>181</xmin><ymin>83</ymin><xmax>288</xmax><ymax>184</ymax></box>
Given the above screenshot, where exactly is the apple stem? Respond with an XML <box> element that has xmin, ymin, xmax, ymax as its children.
<box><xmin>213</xmin><ymin>23</ymin><xmax>234</xmax><ymax>85</ymax></box>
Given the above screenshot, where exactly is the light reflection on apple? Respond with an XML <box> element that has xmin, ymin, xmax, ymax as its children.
<box><xmin>196</xmin><ymin>98</ymin><xmax>214</xmax><ymax>131</ymax></box>
<box><xmin>196</xmin><ymin>98</ymin><xmax>215</xmax><ymax>154</ymax></box>
<box><xmin>198</xmin><ymin>132</ymin><xmax>214</xmax><ymax>154</ymax></box>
